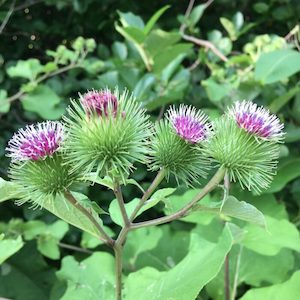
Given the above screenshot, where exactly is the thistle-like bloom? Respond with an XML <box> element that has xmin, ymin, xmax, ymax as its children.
<box><xmin>80</xmin><ymin>89</ymin><xmax>118</xmax><ymax>117</ymax></box>
<box><xmin>6</xmin><ymin>121</ymin><xmax>75</xmax><ymax>207</ymax></box>
<box><xmin>6</xmin><ymin>121</ymin><xmax>64</xmax><ymax>161</ymax></box>
<box><xmin>64</xmin><ymin>88</ymin><xmax>151</xmax><ymax>182</ymax></box>
<box><xmin>167</xmin><ymin>105</ymin><xmax>210</xmax><ymax>143</ymax></box>
<box><xmin>229</xmin><ymin>101</ymin><xmax>284</xmax><ymax>141</ymax></box>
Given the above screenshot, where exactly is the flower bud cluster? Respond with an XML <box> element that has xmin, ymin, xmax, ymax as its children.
<box><xmin>6</xmin><ymin>88</ymin><xmax>284</xmax><ymax>207</ymax></box>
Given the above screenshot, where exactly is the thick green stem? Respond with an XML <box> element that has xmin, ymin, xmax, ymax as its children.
<box><xmin>132</xmin><ymin>167</ymin><xmax>226</xmax><ymax>229</ymax></box>
<box><xmin>223</xmin><ymin>172</ymin><xmax>230</xmax><ymax>300</ymax></box>
<box><xmin>114</xmin><ymin>245</ymin><xmax>123</xmax><ymax>300</ymax></box>
<box><xmin>64</xmin><ymin>190</ymin><xmax>114</xmax><ymax>247</ymax></box>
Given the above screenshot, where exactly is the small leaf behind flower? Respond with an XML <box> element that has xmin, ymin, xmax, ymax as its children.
<box><xmin>42</xmin><ymin>192</ymin><xmax>105</xmax><ymax>238</ymax></box>
<box><xmin>109</xmin><ymin>188</ymin><xmax>176</xmax><ymax>226</ymax></box>
<box><xmin>221</xmin><ymin>196</ymin><xmax>266</xmax><ymax>228</ymax></box>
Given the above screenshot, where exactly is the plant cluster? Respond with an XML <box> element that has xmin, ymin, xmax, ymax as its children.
<box><xmin>1</xmin><ymin>0</ymin><xmax>300</xmax><ymax>299</ymax></box>
<box><xmin>4</xmin><ymin>86</ymin><xmax>284</xmax><ymax>299</ymax></box>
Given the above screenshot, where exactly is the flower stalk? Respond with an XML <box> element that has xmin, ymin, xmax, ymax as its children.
<box><xmin>64</xmin><ymin>190</ymin><xmax>114</xmax><ymax>247</ymax></box>
<box><xmin>132</xmin><ymin>167</ymin><xmax>226</xmax><ymax>229</ymax></box>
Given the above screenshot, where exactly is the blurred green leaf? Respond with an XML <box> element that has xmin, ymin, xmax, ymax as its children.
<box><xmin>57</xmin><ymin>252</ymin><xmax>115</xmax><ymax>300</ymax></box>
<box><xmin>7</xmin><ymin>59</ymin><xmax>43</xmax><ymax>81</ymax></box>
<box><xmin>109</xmin><ymin>188</ymin><xmax>175</xmax><ymax>226</ymax></box>
<box><xmin>144</xmin><ymin>5</ymin><xmax>170</xmax><ymax>35</ymax></box>
<box><xmin>40</xmin><ymin>192</ymin><xmax>104</xmax><ymax>238</ymax></box>
<box><xmin>269</xmin><ymin>85</ymin><xmax>300</xmax><ymax>113</ymax></box>
<box><xmin>189</xmin><ymin>4</ymin><xmax>206</xmax><ymax>26</ymax></box>
<box><xmin>22</xmin><ymin>85</ymin><xmax>64</xmax><ymax>119</ymax></box>
<box><xmin>0</xmin><ymin>235</ymin><xmax>23</xmax><ymax>264</ymax></box>
<box><xmin>254</xmin><ymin>50</ymin><xmax>300</xmax><ymax>84</ymax></box>
<box><xmin>0</xmin><ymin>90</ymin><xmax>9</xmax><ymax>113</ymax></box>
<box><xmin>220</xmin><ymin>17</ymin><xmax>237</xmax><ymax>40</ymax></box>
<box><xmin>123</xmin><ymin>227</ymin><xmax>163</xmax><ymax>270</ymax></box>
<box><xmin>220</xmin><ymin>196</ymin><xmax>266</xmax><ymax>227</ymax></box>
<box><xmin>118</xmin><ymin>11</ymin><xmax>144</xmax><ymax>29</ymax></box>
<box><xmin>206</xmin><ymin>246</ymin><xmax>294</xmax><ymax>299</ymax></box>
<box><xmin>242</xmin><ymin>216</ymin><xmax>300</xmax><ymax>255</ymax></box>
<box><xmin>0</xmin><ymin>178</ymin><xmax>21</xmax><ymax>202</ymax></box>
<box><xmin>266</xmin><ymin>159</ymin><xmax>300</xmax><ymax>193</ymax></box>
<box><xmin>240</xmin><ymin>271</ymin><xmax>300</xmax><ymax>300</ymax></box>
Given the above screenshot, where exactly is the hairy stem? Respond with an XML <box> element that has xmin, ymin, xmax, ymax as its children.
<box><xmin>130</xmin><ymin>168</ymin><xmax>165</xmax><ymax>222</ymax></box>
<box><xmin>112</xmin><ymin>169</ymin><xmax>166</xmax><ymax>299</ymax></box>
<box><xmin>114</xmin><ymin>245</ymin><xmax>123</xmax><ymax>300</ymax></box>
<box><xmin>132</xmin><ymin>167</ymin><xmax>226</xmax><ymax>229</ymax></box>
<box><xmin>231</xmin><ymin>245</ymin><xmax>243</xmax><ymax>300</ymax></box>
<box><xmin>113</xmin><ymin>180</ymin><xmax>130</xmax><ymax>227</ymax></box>
<box><xmin>223</xmin><ymin>172</ymin><xmax>230</xmax><ymax>300</ymax></box>
<box><xmin>64</xmin><ymin>190</ymin><xmax>114</xmax><ymax>247</ymax></box>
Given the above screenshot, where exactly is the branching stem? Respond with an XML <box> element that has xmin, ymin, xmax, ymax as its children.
<box><xmin>132</xmin><ymin>167</ymin><xmax>226</xmax><ymax>229</ymax></box>
<box><xmin>64</xmin><ymin>190</ymin><xmax>114</xmax><ymax>247</ymax></box>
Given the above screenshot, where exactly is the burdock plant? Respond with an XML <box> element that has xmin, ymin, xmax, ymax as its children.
<box><xmin>6</xmin><ymin>88</ymin><xmax>284</xmax><ymax>300</ymax></box>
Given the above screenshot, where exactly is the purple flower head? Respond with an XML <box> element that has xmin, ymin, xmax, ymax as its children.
<box><xmin>229</xmin><ymin>101</ymin><xmax>284</xmax><ymax>141</ymax></box>
<box><xmin>167</xmin><ymin>105</ymin><xmax>210</xmax><ymax>143</ymax></box>
<box><xmin>80</xmin><ymin>89</ymin><xmax>118</xmax><ymax>117</ymax></box>
<box><xmin>6</xmin><ymin>121</ymin><xmax>64</xmax><ymax>162</ymax></box>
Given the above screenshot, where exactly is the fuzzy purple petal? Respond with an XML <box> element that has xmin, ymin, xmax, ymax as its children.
<box><xmin>6</xmin><ymin>121</ymin><xmax>64</xmax><ymax>161</ymax></box>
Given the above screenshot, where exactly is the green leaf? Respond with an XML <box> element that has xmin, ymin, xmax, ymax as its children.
<box><xmin>123</xmin><ymin>227</ymin><xmax>163</xmax><ymax>270</ymax></box>
<box><xmin>254</xmin><ymin>49</ymin><xmax>300</xmax><ymax>84</ymax></box>
<box><xmin>220</xmin><ymin>17</ymin><xmax>237</xmax><ymax>40</ymax></box>
<box><xmin>135</xmin><ymin>226</ymin><xmax>190</xmax><ymax>271</ymax></box>
<box><xmin>242</xmin><ymin>216</ymin><xmax>300</xmax><ymax>255</ymax></box>
<box><xmin>43</xmin><ymin>62</ymin><xmax>58</xmax><ymax>73</ymax></box>
<box><xmin>80</xmin><ymin>226</ymin><xmax>114</xmax><ymax>249</ymax></box>
<box><xmin>112</xmin><ymin>41</ymin><xmax>128</xmax><ymax>60</ymax></box>
<box><xmin>144</xmin><ymin>5</ymin><xmax>170</xmax><ymax>35</ymax></box>
<box><xmin>161</xmin><ymin>54</ymin><xmax>186</xmax><ymax>83</ymax></box>
<box><xmin>118</xmin><ymin>11</ymin><xmax>144</xmax><ymax>29</ymax></box>
<box><xmin>109</xmin><ymin>188</ymin><xmax>175</xmax><ymax>226</ymax></box>
<box><xmin>266</xmin><ymin>159</ymin><xmax>300</xmax><ymax>193</ymax></box>
<box><xmin>240</xmin><ymin>271</ymin><xmax>300</xmax><ymax>300</ymax></box>
<box><xmin>7</xmin><ymin>59</ymin><xmax>43</xmax><ymax>81</ymax></box>
<box><xmin>86</xmin><ymin>175</ymin><xmax>144</xmax><ymax>192</ymax></box>
<box><xmin>124</xmin><ymin>225</ymin><xmax>233</xmax><ymax>300</ymax></box>
<box><xmin>24</xmin><ymin>220</ymin><xmax>69</xmax><ymax>259</ymax></box>
<box><xmin>144</xmin><ymin>29</ymin><xmax>181</xmax><ymax>57</ymax></box>
<box><xmin>189</xmin><ymin>4</ymin><xmax>206</xmax><ymax>26</ymax></box>
<box><xmin>232</xmin><ymin>12</ymin><xmax>244</xmax><ymax>30</ymax></box>
<box><xmin>206</xmin><ymin>246</ymin><xmax>295</xmax><ymax>299</ymax></box>
<box><xmin>37</xmin><ymin>235</ymin><xmax>60</xmax><ymax>260</ymax></box>
<box><xmin>41</xmin><ymin>192</ymin><xmax>104</xmax><ymax>238</ymax></box>
<box><xmin>22</xmin><ymin>85</ymin><xmax>64</xmax><ymax>119</ymax></box>
<box><xmin>0</xmin><ymin>235</ymin><xmax>23</xmax><ymax>264</ymax></box>
<box><xmin>221</xmin><ymin>196</ymin><xmax>266</xmax><ymax>227</ymax></box>
<box><xmin>0</xmin><ymin>243</ymin><xmax>55</xmax><ymax>300</ymax></box>
<box><xmin>0</xmin><ymin>177</ymin><xmax>22</xmax><ymax>202</ymax></box>
<box><xmin>0</xmin><ymin>90</ymin><xmax>9</xmax><ymax>113</ymax></box>
<box><xmin>146</xmin><ymin>68</ymin><xmax>190</xmax><ymax>110</ymax></box>
<box><xmin>164</xmin><ymin>188</ymin><xmax>215</xmax><ymax>225</ymax></box>
<box><xmin>142</xmin><ymin>188</ymin><xmax>176</xmax><ymax>213</ymax></box>
<box><xmin>269</xmin><ymin>85</ymin><xmax>300</xmax><ymax>113</ymax></box>
<box><xmin>152</xmin><ymin>43</ymin><xmax>192</xmax><ymax>74</ymax></box>
<box><xmin>202</xmin><ymin>78</ymin><xmax>232</xmax><ymax>102</ymax></box>
<box><xmin>57</xmin><ymin>252</ymin><xmax>115</xmax><ymax>300</ymax></box>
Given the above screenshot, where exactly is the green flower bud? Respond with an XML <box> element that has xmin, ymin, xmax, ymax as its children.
<box><xmin>149</xmin><ymin>105</ymin><xmax>212</xmax><ymax>185</ymax></box>
<box><xmin>204</xmin><ymin>101</ymin><xmax>284</xmax><ymax>194</ymax></box>
<box><xmin>63</xmin><ymin>88</ymin><xmax>151</xmax><ymax>182</ymax></box>
<box><xmin>6</xmin><ymin>122</ymin><xmax>75</xmax><ymax>207</ymax></box>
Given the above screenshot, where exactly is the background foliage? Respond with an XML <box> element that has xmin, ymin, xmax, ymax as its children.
<box><xmin>1</xmin><ymin>0</ymin><xmax>300</xmax><ymax>299</ymax></box>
